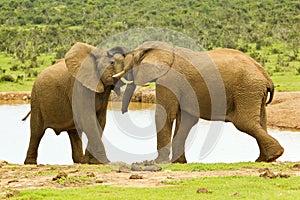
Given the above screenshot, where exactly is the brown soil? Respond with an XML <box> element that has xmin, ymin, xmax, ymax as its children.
<box><xmin>1</xmin><ymin>90</ymin><xmax>299</xmax><ymax>131</ymax></box>
<box><xmin>266</xmin><ymin>91</ymin><xmax>300</xmax><ymax>131</ymax></box>
<box><xmin>1</xmin><ymin>161</ymin><xmax>300</xmax><ymax>196</ymax></box>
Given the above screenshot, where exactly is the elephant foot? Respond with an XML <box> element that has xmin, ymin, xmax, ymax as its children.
<box><xmin>72</xmin><ymin>157</ymin><xmax>85</xmax><ymax>164</ymax></box>
<box><xmin>88</xmin><ymin>158</ymin><xmax>110</xmax><ymax>164</ymax></box>
<box><xmin>24</xmin><ymin>158</ymin><xmax>37</xmax><ymax>165</ymax></box>
<box><xmin>171</xmin><ymin>155</ymin><xmax>187</xmax><ymax>163</ymax></box>
<box><xmin>256</xmin><ymin>145</ymin><xmax>284</xmax><ymax>162</ymax></box>
<box><xmin>84</xmin><ymin>150</ymin><xmax>110</xmax><ymax>164</ymax></box>
<box><xmin>85</xmin><ymin>155</ymin><xmax>110</xmax><ymax>164</ymax></box>
<box><xmin>154</xmin><ymin>156</ymin><xmax>170</xmax><ymax>164</ymax></box>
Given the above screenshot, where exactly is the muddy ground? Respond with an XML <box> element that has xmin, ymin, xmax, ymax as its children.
<box><xmin>0</xmin><ymin>90</ymin><xmax>299</xmax><ymax>196</ymax></box>
<box><xmin>1</xmin><ymin>161</ymin><xmax>300</xmax><ymax>197</ymax></box>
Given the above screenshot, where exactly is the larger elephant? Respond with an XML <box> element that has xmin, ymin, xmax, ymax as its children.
<box><xmin>24</xmin><ymin>42</ymin><xmax>128</xmax><ymax>164</ymax></box>
<box><xmin>114</xmin><ymin>41</ymin><xmax>284</xmax><ymax>163</ymax></box>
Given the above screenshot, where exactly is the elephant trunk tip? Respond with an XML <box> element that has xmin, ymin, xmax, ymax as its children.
<box><xmin>121</xmin><ymin>108</ymin><xmax>128</xmax><ymax>114</ymax></box>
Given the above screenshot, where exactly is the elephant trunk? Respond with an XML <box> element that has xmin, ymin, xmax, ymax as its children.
<box><xmin>121</xmin><ymin>71</ymin><xmax>136</xmax><ymax>114</ymax></box>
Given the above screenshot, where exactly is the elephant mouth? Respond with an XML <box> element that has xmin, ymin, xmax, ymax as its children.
<box><xmin>104</xmin><ymin>76</ymin><xmax>115</xmax><ymax>85</ymax></box>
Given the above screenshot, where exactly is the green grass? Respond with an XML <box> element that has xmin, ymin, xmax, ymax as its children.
<box><xmin>9</xmin><ymin>176</ymin><xmax>300</xmax><ymax>200</ymax></box>
<box><xmin>272</xmin><ymin>72</ymin><xmax>300</xmax><ymax>91</ymax></box>
<box><xmin>0</xmin><ymin>52</ymin><xmax>55</xmax><ymax>92</ymax></box>
<box><xmin>162</xmin><ymin>162</ymin><xmax>294</xmax><ymax>172</ymax></box>
<box><xmin>3</xmin><ymin>162</ymin><xmax>300</xmax><ymax>200</ymax></box>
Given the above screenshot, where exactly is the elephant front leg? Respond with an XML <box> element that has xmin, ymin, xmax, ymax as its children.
<box><xmin>171</xmin><ymin>111</ymin><xmax>198</xmax><ymax>163</ymax></box>
<box><xmin>154</xmin><ymin>105</ymin><xmax>175</xmax><ymax>164</ymax></box>
<box><xmin>84</xmin><ymin>134</ymin><xmax>109</xmax><ymax>164</ymax></box>
<box><xmin>76</xmin><ymin>118</ymin><xmax>109</xmax><ymax>164</ymax></box>
<box><xmin>72</xmin><ymin>82</ymin><xmax>110</xmax><ymax>164</ymax></box>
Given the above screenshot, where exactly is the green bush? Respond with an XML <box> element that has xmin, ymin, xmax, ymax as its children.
<box><xmin>0</xmin><ymin>74</ymin><xmax>14</xmax><ymax>82</ymax></box>
<box><xmin>296</xmin><ymin>67</ymin><xmax>300</xmax><ymax>75</ymax></box>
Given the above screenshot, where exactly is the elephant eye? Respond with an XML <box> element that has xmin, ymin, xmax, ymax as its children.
<box><xmin>110</xmin><ymin>60</ymin><xmax>115</xmax><ymax>65</ymax></box>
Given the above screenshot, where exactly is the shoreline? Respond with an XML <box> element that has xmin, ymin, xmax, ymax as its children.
<box><xmin>1</xmin><ymin>90</ymin><xmax>299</xmax><ymax>132</ymax></box>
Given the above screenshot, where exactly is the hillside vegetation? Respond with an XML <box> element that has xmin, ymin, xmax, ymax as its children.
<box><xmin>0</xmin><ymin>0</ymin><xmax>299</xmax><ymax>91</ymax></box>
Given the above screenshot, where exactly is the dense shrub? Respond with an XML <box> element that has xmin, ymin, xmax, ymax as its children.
<box><xmin>0</xmin><ymin>75</ymin><xmax>14</xmax><ymax>82</ymax></box>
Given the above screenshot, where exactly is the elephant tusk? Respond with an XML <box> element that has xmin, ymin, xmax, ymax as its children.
<box><xmin>120</xmin><ymin>77</ymin><xmax>133</xmax><ymax>84</ymax></box>
<box><xmin>112</xmin><ymin>70</ymin><xmax>125</xmax><ymax>78</ymax></box>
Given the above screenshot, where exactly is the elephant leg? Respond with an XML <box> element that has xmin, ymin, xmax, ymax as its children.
<box><xmin>24</xmin><ymin>110</ymin><xmax>44</xmax><ymax>164</ymax></box>
<box><xmin>84</xmin><ymin>108</ymin><xmax>108</xmax><ymax>164</ymax></box>
<box><xmin>154</xmin><ymin>104</ymin><xmax>175</xmax><ymax>164</ymax></box>
<box><xmin>72</xmin><ymin>81</ymin><xmax>110</xmax><ymax>164</ymax></box>
<box><xmin>79</xmin><ymin>117</ymin><xmax>109</xmax><ymax>164</ymax></box>
<box><xmin>233</xmin><ymin>102</ymin><xmax>283</xmax><ymax>162</ymax></box>
<box><xmin>171</xmin><ymin>110</ymin><xmax>198</xmax><ymax>163</ymax></box>
<box><xmin>255</xmin><ymin>105</ymin><xmax>268</xmax><ymax>161</ymax></box>
<box><xmin>67</xmin><ymin>130</ymin><xmax>84</xmax><ymax>164</ymax></box>
<box><xmin>84</xmin><ymin>133</ymin><xmax>109</xmax><ymax>164</ymax></box>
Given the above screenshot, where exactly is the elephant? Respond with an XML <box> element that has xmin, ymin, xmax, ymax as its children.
<box><xmin>113</xmin><ymin>41</ymin><xmax>284</xmax><ymax>163</ymax></box>
<box><xmin>24</xmin><ymin>42</ymin><xmax>129</xmax><ymax>164</ymax></box>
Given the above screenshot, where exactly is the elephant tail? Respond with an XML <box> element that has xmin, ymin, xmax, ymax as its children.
<box><xmin>266</xmin><ymin>82</ymin><xmax>274</xmax><ymax>105</ymax></box>
<box><xmin>22</xmin><ymin>110</ymin><xmax>31</xmax><ymax>121</ymax></box>
<box><xmin>252</xmin><ymin>58</ymin><xmax>274</xmax><ymax>105</ymax></box>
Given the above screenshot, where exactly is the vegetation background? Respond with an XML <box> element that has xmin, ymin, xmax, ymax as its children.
<box><xmin>0</xmin><ymin>1</ymin><xmax>299</xmax><ymax>199</ymax></box>
<box><xmin>0</xmin><ymin>0</ymin><xmax>299</xmax><ymax>91</ymax></box>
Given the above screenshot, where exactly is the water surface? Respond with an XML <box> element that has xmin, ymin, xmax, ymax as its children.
<box><xmin>0</xmin><ymin>104</ymin><xmax>299</xmax><ymax>164</ymax></box>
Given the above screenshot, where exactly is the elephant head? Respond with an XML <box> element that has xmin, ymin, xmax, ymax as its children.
<box><xmin>65</xmin><ymin>42</ymin><xmax>129</xmax><ymax>94</ymax></box>
<box><xmin>113</xmin><ymin>41</ymin><xmax>173</xmax><ymax>113</ymax></box>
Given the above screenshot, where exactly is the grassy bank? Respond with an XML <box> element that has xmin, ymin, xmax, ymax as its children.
<box><xmin>3</xmin><ymin>162</ymin><xmax>300</xmax><ymax>200</ymax></box>
<box><xmin>14</xmin><ymin>177</ymin><xmax>300</xmax><ymax>200</ymax></box>
<box><xmin>0</xmin><ymin>53</ymin><xmax>54</xmax><ymax>92</ymax></box>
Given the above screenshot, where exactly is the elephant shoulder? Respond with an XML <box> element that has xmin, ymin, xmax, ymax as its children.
<box><xmin>34</xmin><ymin>59</ymin><xmax>73</xmax><ymax>91</ymax></box>
<box><xmin>37</xmin><ymin>59</ymin><xmax>69</xmax><ymax>80</ymax></box>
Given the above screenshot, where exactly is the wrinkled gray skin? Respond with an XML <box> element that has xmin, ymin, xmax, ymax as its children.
<box><xmin>118</xmin><ymin>41</ymin><xmax>284</xmax><ymax>164</ymax></box>
<box><xmin>121</xmin><ymin>72</ymin><xmax>136</xmax><ymax>113</ymax></box>
<box><xmin>24</xmin><ymin>43</ymin><xmax>127</xmax><ymax>164</ymax></box>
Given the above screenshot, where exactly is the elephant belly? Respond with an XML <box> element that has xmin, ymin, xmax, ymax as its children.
<box><xmin>49</xmin><ymin>120</ymin><xmax>75</xmax><ymax>134</ymax></box>
<box><xmin>40</xmin><ymin>103</ymin><xmax>75</xmax><ymax>134</ymax></box>
<box><xmin>181</xmin><ymin>92</ymin><xmax>229</xmax><ymax>121</ymax></box>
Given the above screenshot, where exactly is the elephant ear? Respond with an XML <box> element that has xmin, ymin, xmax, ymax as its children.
<box><xmin>132</xmin><ymin>46</ymin><xmax>171</xmax><ymax>85</ymax></box>
<box><xmin>133</xmin><ymin>62</ymin><xmax>170</xmax><ymax>85</ymax></box>
<box><xmin>65</xmin><ymin>42</ymin><xmax>104</xmax><ymax>93</ymax></box>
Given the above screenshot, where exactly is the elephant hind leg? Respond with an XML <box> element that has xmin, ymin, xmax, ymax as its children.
<box><xmin>67</xmin><ymin>130</ymin><xmax>84</xmax><ymax>163</ymax></box>
<box><xmin>24</xmin><ymin>110</ymin><xmax>45</xmax><ymax>164</ymax></box>
<box><xmin>171</xmin><ymin>110</ymin><xmax>198</xmax><ymax>163</ymax></box>
<box><xmin>233</xmin><ymin>107</ymin><xmax>283</xmax><ymax>162</ymax></box>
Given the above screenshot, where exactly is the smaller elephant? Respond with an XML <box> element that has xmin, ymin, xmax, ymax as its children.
<box><xmin>24</xmin><ymin>42</ymin><xmax>128</xmax><ymax>164</ymax></box>
<box><xmin>114</xmin><ymin>41</ymin><xmax>284</xmax><ymax>163</ymax></box>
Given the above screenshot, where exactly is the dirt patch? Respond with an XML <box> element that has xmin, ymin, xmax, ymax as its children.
<box><xmin>2</xmin><ymin>90</ymin><xmax>299</xmax><ymax>131</ymax></box>
<box><xmin>266</xmin><ymin>92</ymin><xmax>300</xmax><ymax>131</ymax></box>
<box><xmin>1</xmin><ymin>162</ymin><xmax>299</xmax><ymax>195</ymax></box>
<box><xmin>0</xmin><ymin>91</ymin><xmax>31</xmax><ymax>105</ymax></box>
